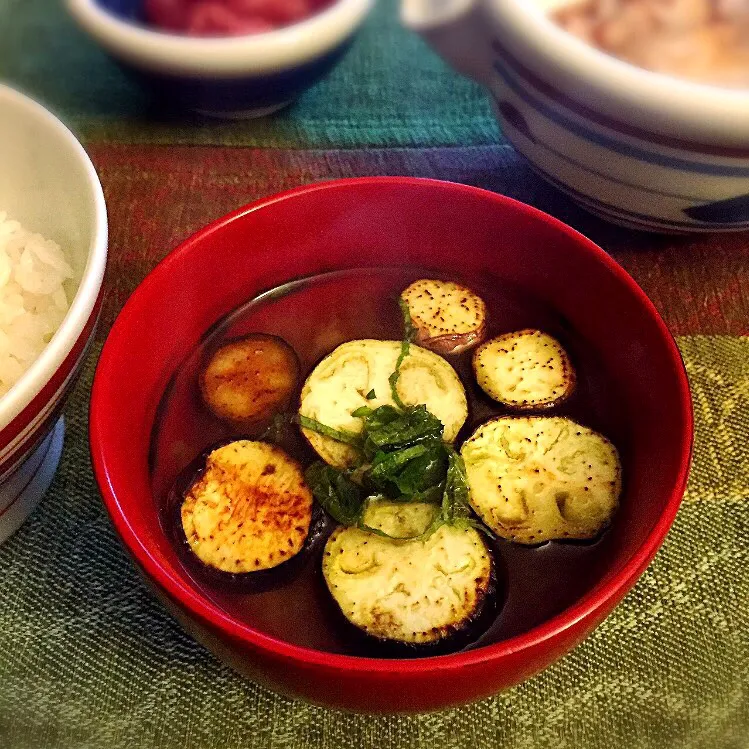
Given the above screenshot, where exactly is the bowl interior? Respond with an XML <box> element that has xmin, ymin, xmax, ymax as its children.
<box><xmin>495</xmin><ymin>0</ymin><xmax>749</xmax><ymax>139</ymax></box>
<box><xmin>0</xmin><ymin>90</ymin><xmax>99</xmax><ymax>291</ymax></box>
<box><xmin>92</xmin><ymin>178</ymin><xmax>691</xmax><ymax>666</ymax></box>
<box><xmin>0</xmin><ymin>86</ymin><xmax>106</xmax><ymax>430</ymax></box>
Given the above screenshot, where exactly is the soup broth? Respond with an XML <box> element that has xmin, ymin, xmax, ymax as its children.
<box><xmin>150</xmin><ymin>267</ymin><xmax>630</xmax><ymax>656</ymax></box>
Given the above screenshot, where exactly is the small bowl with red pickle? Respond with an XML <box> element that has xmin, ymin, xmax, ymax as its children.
<box><xmin>66</xmin><ymin>0</ymin><xmax>373</xmax><ymax>117</ymax></box>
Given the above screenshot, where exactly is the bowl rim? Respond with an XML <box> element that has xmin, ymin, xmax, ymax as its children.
<box><xmin>490</xmin><ymin>0</ymin><xmax>749</xmax><ymax>136</ymax></box>
<box><xmin>91</xmin><ymin>176</ymin><xmax>693</xmax><ymax>674</ymax></box>
<box><xmin>65</xmin><ymin>0</ymin><xmax>374</xmax><ymax>76</ymax></box>
<box><xmin>0</xmin><ymin>84</ymin><xmax>108</xmax><ymax>432</ymax></box>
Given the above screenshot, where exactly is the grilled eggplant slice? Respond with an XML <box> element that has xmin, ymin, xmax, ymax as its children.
<box><xmin>200</xmin><ymin>333</ymin><xmax>300</xmax><ymax>431</ymax></box>
<box><xmin>461</xmin><ymin>417</ymin><xmax>621</xmax><ymax>544</ymax></box>
<box><xmin>322</xmin><ymin>501</ymin><xmax>493</xmax><ymax>645</ymax></box>
<box><xmin>181</xmin><ymin>440</ymin><xmax>313</xmax><ymax>573</ymax></box>
<box><xmin>473</xmin><ymin>330</ymin><xmax>575</xmax><ymax>410</ymax></box>
<box><xmin>401</xmin><ymin>279</ymin><xmax>487</xmax><ymax>355</ymax></box>
<box><xmin>299</xmin><ymin>339</ymin><xmax>468</xmax><ymax>468</ymax></box>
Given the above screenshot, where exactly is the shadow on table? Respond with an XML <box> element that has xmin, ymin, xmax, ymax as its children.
<box><xmin>446</xmin><ymin>155</ymin><xmax>690</xmax><ymax>253</ymax></box>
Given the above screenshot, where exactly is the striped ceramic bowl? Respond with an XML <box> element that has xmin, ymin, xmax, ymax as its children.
<box><xmin>0</xmin><ymin>86</ymin><xmax>107</xmax><ymax>545</ymax></box>
<box><xmin>407</xmin><ymin>0</ymin><xmax>749</xmax><ymax>233</ymax></box>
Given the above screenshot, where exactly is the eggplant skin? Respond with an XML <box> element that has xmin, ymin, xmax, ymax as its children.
<box><xmin>322</xmin><ymin>501</ymin><xmax>493</xmax><ymax>645</ymax></box>
<box><xmin>199</xmin><ymin>333</ymin><xmax>300</xmax><ymax>431</ymax></box>
<box><xmin>181</xmin><ymin>440</ymin><xmax>313</xmax><ymax>573</ymax></box>
<box><xmin>401</xmin><ymin>279</ymin><xmax>487</xmax><ymax>356</ymax></box>
<box><xmin>299</xmin><ymin>339</ymin><xmax>468</xmax><ymax>468</ymax></box>
<box><xmin>461</xmin><ymin>416</ymin><xmax>622</xmax><ymax>544</ymax></box>
<box><xmin>473</xmin><ymin>330</ymin><xmax>575</xmax><ymax>411</ymax></box>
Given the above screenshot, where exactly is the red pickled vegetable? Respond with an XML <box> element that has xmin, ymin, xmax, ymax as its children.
<box><xmin>144</xmin><ymin>0</ymin><xmax>333</xmax><ymax>36</ymax></box>
<box><xmin>144</xmin><ymin>0</ymin><xmax>192</xmax><ymax>30</ymax></box>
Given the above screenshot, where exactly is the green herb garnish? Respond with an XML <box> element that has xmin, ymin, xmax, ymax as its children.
<box><xmin>351</xmin><ymin>404</ymin><xmax>399</xmax><ymax>426</ymax></box>
<box><xmin>442</xmin><ymin>446</ymin><xmax>471</xmax><ymax>523</ymax></box>
<box><xmin>259</xmin><ymin>412</ymin><xmax>293</xmax><ymax>443</ymax></box>
<box><xmin>298</xmin><ymin>415</ymin><xmax>363</xmax><ymax>448</ymax></box>
<box><xmin>304</xmin><ymin>408</ymin><xmax>487</xmax><ymax>540</ymax></box>
<box><xmin>304</xmin><ymin>463</ymin><xmax>364</xmax><ymax>526</ymax></box>
<box><xmin>399</xmin><ymin>295</ymin><xmax>416</xmax><ymax>342</ymax></box>
<box><xmin>368</xmin><ymin>443</ymin><xmax>430</xmax><ymax>487</ymax></box>
<box><xmin>301</xmin><ymin>294</ymin><xmax>490</xmax><ymax>541</ymax></box>
<box><xmin>363</xmin><ymin>404</ymin><xmax>442</xmax><ymax>451</ymax></box>
<box><xmin>385</xmin><ymin>445</ymin><xmax>447</xmax><ymax>497</ymax></box>
<box><xmin>389</xmin><ymin>297</ymin><xmax>416</xmax><ymax>410</ymax></box>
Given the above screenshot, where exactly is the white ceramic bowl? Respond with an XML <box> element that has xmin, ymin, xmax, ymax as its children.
<box><xmin>409</xmin><ymin>0</ymin><xmax>749</xmax><ymax>232</ymax></box>
<box><xmin>66</xmin><ymin>0</ymin><xmax>374</xmax><ymax>118</ymax></box>
<box><xmin>0</xmin><ymin>85</ymin><xmax>107</xmax><ymax>545</ymax></box>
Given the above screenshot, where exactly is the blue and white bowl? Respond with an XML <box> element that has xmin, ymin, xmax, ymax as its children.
<box><xmin>406</xmin><ymin>0</ymin><xmax>749</xmax><ymax>233</ymax></box>
<box><xmin>66</xmin><ymin>0</ymin><xmax>373</xmax><ymax>118</ymax></box>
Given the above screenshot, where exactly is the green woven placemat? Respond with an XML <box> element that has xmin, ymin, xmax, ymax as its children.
<box><xmin>0</xmin><ymin>336</ymin><xmax>747</xmax><ymax>749</ymax></box>
<box><xmin>0</xmin><ymin>0</ymin><xmax>499</xmax><ymax>148</ymax></box>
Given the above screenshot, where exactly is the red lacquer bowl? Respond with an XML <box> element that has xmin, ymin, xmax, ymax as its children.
<box><xmin>90</xmin><ymin>178</ymin><xmax>692</xmax><ymax>713</ymax></box>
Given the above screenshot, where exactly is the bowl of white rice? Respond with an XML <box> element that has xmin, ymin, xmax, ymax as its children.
<box><xmin>0</xmin><ymin>85</ymin><xmax>107</xmax><ymax>545</ymax></box>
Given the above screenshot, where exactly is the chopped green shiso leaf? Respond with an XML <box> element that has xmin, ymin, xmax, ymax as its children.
<box><xmin>301</xmin><ymin>297</ymin><xmax>489</xmax><ymax>540</ymax></box>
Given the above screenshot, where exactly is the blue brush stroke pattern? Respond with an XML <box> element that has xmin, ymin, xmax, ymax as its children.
<box><xmin>492</xmin><ymin>60</ymin><xmax>749</xmax><ymax>178</ymax></box>
<box><xmin>497</xmin><ymin>101</ymin><xmax>536</xmax><ymax>143</ymax></box>
<box><xmin>683</xmin><ymin>193</ymin><xmax>749</xmax><ymax>223</ymax></box>
<box><xmin>496</xmin><ymin>97</ymin><xmax>706</xmax><ymax>202</ymax></box>
<box><xmin>525</xmin><ymin>158</ymin><xmax>749</xmax><ymax>231</ymax></box>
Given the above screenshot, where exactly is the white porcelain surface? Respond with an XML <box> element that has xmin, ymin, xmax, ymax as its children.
<box><xmin>0</xmin><ymin>85</ymin><xmax>107</xmax><ymax>545</ymax></box>
<box><xmin>0</xmin><ymin>85</ymin><xmax>107</xmax><ymax>429</ymax></box>
<box><xmin>0</xmin><ymin>419</ymin><xmax>65</xmax><ymax>547</ymax></box>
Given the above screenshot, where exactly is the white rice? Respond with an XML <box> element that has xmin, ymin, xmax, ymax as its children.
<box><xmin>0</xmin><ymin>212</ymin><xmax>74</xmax><ymax>398</ymax></box>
